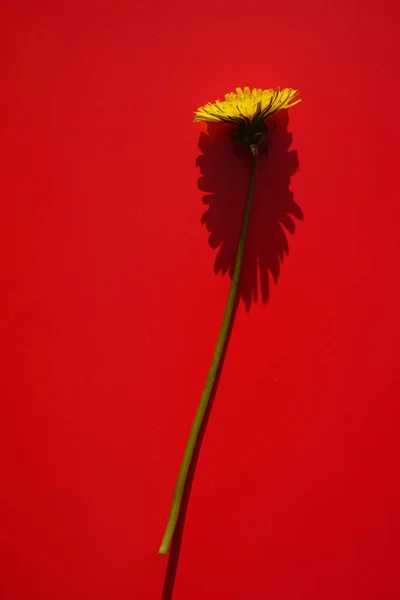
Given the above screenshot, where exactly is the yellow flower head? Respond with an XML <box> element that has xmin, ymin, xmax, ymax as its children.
<box><xmin>194</xmin><ymin>86</ymin><xmax>300</xmax><ymax>150</ymax></box>
<box><xmin>194</xmin><ymin>86</ymin><xmax>300</xmax><ymax>124</ymax></box>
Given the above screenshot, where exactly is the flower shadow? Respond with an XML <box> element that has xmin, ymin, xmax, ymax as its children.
<box><xmin>197</xmin><ymin>111</ymin><xmax>303</xmax><ymax>310</ymax></box>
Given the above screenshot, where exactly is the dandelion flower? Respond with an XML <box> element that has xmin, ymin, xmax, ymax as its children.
<box><xmin>159</xmin><ymin>86</ymin><xmax>301</xmax><ymax>556</ymax></box>
<box><xmin>195</xmin><ymin>86</ymin><xmax>300</xmax><ymax>150</ymax></box>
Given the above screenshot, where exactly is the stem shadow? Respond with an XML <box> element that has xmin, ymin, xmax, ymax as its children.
<box><xmin>161</xmin><ymin>291</ymin><xmax>240</xmax><ymax>600</ymax></box>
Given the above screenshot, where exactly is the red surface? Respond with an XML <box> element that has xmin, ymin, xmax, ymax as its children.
<box><xmin>1</xmin><ymin>1</ymin><xmax>400</xmax><ymax>598</ymax></box>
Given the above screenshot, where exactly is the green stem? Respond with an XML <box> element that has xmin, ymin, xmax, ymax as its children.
<box><xmin>158</xmin><ymin>145</ymin><xmax>259</xmax><ymax>556</ymax></box>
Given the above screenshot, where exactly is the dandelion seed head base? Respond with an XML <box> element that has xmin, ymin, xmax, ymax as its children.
<box><xmin>231</xmin><ymin>116</ymin><xmax>267</xmax><ymax>150</ymax></box>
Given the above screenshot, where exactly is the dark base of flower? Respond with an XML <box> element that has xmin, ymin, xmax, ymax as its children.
<box><xmin>231</xmin><ymin>118</ymin><xmax>267</xmax><ymax>151</ymax></box>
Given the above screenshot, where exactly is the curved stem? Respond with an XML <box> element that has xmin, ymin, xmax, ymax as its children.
<box><xmin>158</xmin><ymin>146</ymin><xmax>259</xmax><ymax>555</ymax></box>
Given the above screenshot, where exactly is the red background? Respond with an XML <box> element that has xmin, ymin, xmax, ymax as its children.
<box><xmin>1</xmin><ymin>1</ymin><xmax>400</xmax><ymax>598</ymax></box>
